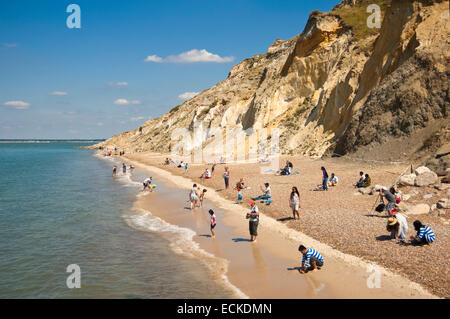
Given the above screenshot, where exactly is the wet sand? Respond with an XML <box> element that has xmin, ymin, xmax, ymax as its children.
<box><xmin>121</xmin><ymin>154</ymin><xmax>437</xmax><ymax>299</ymax></box>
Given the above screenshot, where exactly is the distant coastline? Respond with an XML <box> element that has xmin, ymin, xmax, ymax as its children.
<box><xmin>0</xmin><ymin>139</ymin><xmax>105</xmax><ymax>143</ymax></box>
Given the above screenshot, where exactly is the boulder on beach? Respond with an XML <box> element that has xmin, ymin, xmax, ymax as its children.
<box><xmin>358</xmin><ymin>187</ymin><xmax>372</xmax><ymax>195</ymax></box>
<box><xmin>414</xmin><ymin>166</ymin><xmax>431</xmax><ymax>175</ymax></box>
<box><xmin>415</xmin><ymin>171</ymin><xmax>438</xmax><ymax>187</ymax></box>
<box><xmin>399</xmin><ymin>174</ymin><xmax>416</xmax><ymax>186</ymax></box>
<box><xmin>403</xmin><ymin>203</ymin><xmax>431</xmax><ymax>215</ymax></box>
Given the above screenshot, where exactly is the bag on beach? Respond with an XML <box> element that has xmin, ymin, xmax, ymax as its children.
<box><xmin>375</xmin><ymin>203</ymin><xmax>385</xmax><ymax>213</ymax></box>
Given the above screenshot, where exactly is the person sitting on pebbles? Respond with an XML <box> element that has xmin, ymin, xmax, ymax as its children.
<box><xmin>298</xmin><ymin>245</ymin><xmax>324</xmax><ymax>273</ymax></box>
<box><xmin>328</xmin><ymin>173</ymin><xmax>339</xmax><ymax>187</ymax></box>
<box><xmin>252</xmin><ymin>183</ymin><xmax>271</xmax><ymax>201</ymax></box>
<box><xmin>410</xmin><ymin>220</ymin><xmax>436</xmax><ymax>246</ymax></box>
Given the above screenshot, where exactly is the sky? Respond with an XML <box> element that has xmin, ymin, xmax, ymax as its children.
<box><xmin>0</xmin><ymin>0</ymin><xmax>338</xmax><ymax>139</ymax></box>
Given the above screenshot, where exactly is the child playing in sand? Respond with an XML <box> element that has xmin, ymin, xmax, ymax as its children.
<box><xmin>209</xmin><ymin>209</ymin><xmax>216</xmax><ymax>238</ymax></box>
<box><xmin>410</xmin><ymin>220</ymin><xmax>436</xmax><ymax>245</ymax></box>
<box><xmin>199</xmin><ymin>189</ymin><xmax>207</xmax><ymax>206</ymax></box>
<box><xmin>328</xmin><ymin>173</ymin><xmax>339</xmax><ymax>186</ymax></box>
<box><xmin>237</xmin><ymin>188</ymin><xmax>243</xmax><ymax>203</ymax></box>
<box><xmin>298</xmin><ymin>245</ymin><xmax>324</xmax><ymax>273</ymax></box>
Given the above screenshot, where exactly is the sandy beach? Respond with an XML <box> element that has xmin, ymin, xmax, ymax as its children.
<box><xmin>114</xmin><ymin>152</ymin><xmax>448</xmax><ymax>298</ymax></box>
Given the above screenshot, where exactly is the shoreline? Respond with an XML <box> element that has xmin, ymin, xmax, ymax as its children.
<box><xmin>110</xmin><ymin>152</ymin><xmax>439</xmax><ymax>299</ymax></box>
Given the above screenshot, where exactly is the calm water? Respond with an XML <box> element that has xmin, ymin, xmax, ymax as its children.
<box><xmin>0</xmin><ymin>143</ymin><xmax>232</xmax><ymax>298</ymax></box>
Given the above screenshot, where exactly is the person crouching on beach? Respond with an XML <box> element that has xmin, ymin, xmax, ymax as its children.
<box><xmin>209</xmin><ymin>209</ymin><xmax>217</xmax><ymax>238</ymax></box>
<box><xmin>410</xmin><ymin>220</ymin><xmax>436</xmax><ymax>246</ymax></box>
<box><xmin>112</xmin><ymin>165</ymin><xmax>117</xmax><ymax>177</ymax></box>
<box><xmin>143</xmin><ymin>177</ymin><xmax>152</xmax><ymax>191</ymax></box>
<box><xmin>298</xmin><ymin>245</ymin><xmax>324</xmax><ymax>273</ymax></box>
<box><xmin>189</xmin><ymin>184</ymin><xmax>199</xmax><ymax>210</ymax></box>
<box><xmin>199</xmin><ymin>189</ymin><xmax>207</xmax><ymax>207</ymax></box>
<box><xmin>386</xmin><ymin>214</ymin><xmax>408</xmax><ymax>243</ymax></box>
<box><xmin>246</xmin><ymin>200</ymin><xmax>259</xmax><ymax>243</ymax></box>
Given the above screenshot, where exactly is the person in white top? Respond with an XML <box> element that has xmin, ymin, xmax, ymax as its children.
<box><xmin>189</xmin><ymin>184</ymin><xmax>199</xmax><ymax>210</ymax></box>
<box><xmin>387</xmin><ymin>213</ymin><xmax>408</xmax><ymax>243</ymax></box>
<box><xmin>329</xmin><ymin>173</ymin><xmax>339</xmax><ymax>186</ymax></box>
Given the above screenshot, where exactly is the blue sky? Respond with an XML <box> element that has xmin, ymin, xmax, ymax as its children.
<box><xmin>0</xmin><ymin>0</ymin><xmax>338</xmax><ymax>139</ymax></box>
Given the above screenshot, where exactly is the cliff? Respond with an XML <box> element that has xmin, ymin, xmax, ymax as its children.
<box><xmin>94</xmin><ymin>0</ymin><xmax>449</xmax><ymax>168</ymax></box>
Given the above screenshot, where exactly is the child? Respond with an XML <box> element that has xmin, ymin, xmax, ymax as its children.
<box><xmin>209</xmin><ymin>209</ymin><xmax>216</xmax><ymax>238</ymax></box>
<box><xmin>184</xmin><ymin>162</ymin><xmax>188</xmax><ymax>173</ymax></box>
<box><xmin>199</xmin><ymin>189</ymin><xmax>207</xmax><ymax>206</ymax></box>
<box><xmin>237</xmin><ymin>188</ymin><xmax>243</xmax><ymax>203</ymax></box>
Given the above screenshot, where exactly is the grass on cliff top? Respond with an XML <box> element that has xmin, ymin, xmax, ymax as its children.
<box><xmin>331</xmin><ymin>0</ymin><xmax>391</xmax><ymax>39</ymax></box>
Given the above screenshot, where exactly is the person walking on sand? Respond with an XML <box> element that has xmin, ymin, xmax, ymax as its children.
<box><xmin>298</xmin><ymin>245</ymin><xmax>324</xmax><ymax>273</ymax></box>
<box><xmin>246</xmin><ymin>200</ymin><xmax>259</xmax><ymax>242</ymax></box>
<box><xmin>122</xmin><ymin>163</ymin><xmax>127</xmax><ymax>175</ymax></box>
<box><xmin>209</xmin><ymin>209</ymin><xmax>217</xmax><ymax>238</ymax></box>
<box><xmin>410</xmin><ymin>220</ymin><xmax>436</xmax><ymax>245</ymax></box>
<box><xmin>223</xmin><ymin>167</ymin><xmax>230</xmax><ymax>189</ymax></box>
<box><xmin>290</xmin><ymin>186</ymin><xmax>300</xmax><ymax>220</ymax></box>
<box><xmin>199</xmin><ymin>189</ymin><xmax>207</xmax><ymax>207</ymax></box>
<box><xmin>189</xmin><ymin>184</ymin><xmax>199</xmax><ymax>210</ymax></box>
<box><xmin>184</xmin><ymin>162</ymin><xmax>188</xmax><ymax>173</ymax></box>
<box><xmin>211</xmin><ymin>163</ymin><xmax>216</xmax><ymax>175</ymax></box>
<box><xmin>321</xmin><ymin>167</ymin><xmax>328</xmax><ymax>191</ymax></box>
<box><xmin>112</xmin><ymin>165</ymin><xmax>117</xmax><ymax>177</ymax></box>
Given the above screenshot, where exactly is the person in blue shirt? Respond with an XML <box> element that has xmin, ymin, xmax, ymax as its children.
<box><xmin>298</xmin><ymin>245</ymin><xmax>324</xmax><ymax>273</ymax></box>
<box><xmin>410</xmin><ymin>220</ymin><xmax>436</xmax><ymax>245</ymax></box>
<box><xmin>321</xmin><ymin>167</ymin><xmax>329</xmax><ymax>191</ymax></box>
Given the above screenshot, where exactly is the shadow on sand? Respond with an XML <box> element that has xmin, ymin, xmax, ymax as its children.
<box><xmin>232</xmin><ymin>238</ymin><xmax>251</xmax><ymax>243</ymax></box>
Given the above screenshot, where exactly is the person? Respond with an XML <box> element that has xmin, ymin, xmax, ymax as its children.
<box><xmin>223</xmin><ymin>167</ymin><xmax>230</xmax><ymax>189</ymax></box>
<box><xmin>237</xmin><ymin>188</ymin><xmax>243</xmax><ymax>203</ymax></box>
<box><xmin>177</xmin><ymin>161</ymin><xmax>184</xmax><ymax>168</ymax></box>
<box><xmin>298</xmin><ymin>245</ymin><xmax>324</xmax><ymax>273</ymax></box>
<box><xmin>112</xmin><ymin>165</ymin><xmax>117</xmax><ymax>177</ymax></box>
<box><xmin>362</xmin><ymin>174</ymin><xmax>371</xmax><ymax>187</ymax></box>
<box><xmin>199</xmin><ymin>189</ymin><xmax>207</xmax><ymax>207</ymax></box>
<box><xmin>410</xmin><ymin>220</ymin><xmax>436</xmax><ymax>245</ymax></box>
<box><xmin>246</xmin><ymin>200</ymin><xmax>259</xmax><ymax>242</ymax></box>
<box><xmin>321</xmin><ymin>167</ymin><xmax>328</xmax><ymax>191</ymax></box>
<box><xmin>184</xmin><ymin>162</ymin><xmax>188</xmax><ymax>173</ymax></box>
<box><xmin>201</xmin><ymin>168</ymin><xmax>211</xmax><ymax>179</ymax></box>
<box><xmin>290</xmin><ymin>186</ymin><xmax>300</xmax><ymax>220</ymax></box>
<box><xmin>189</xmin><ymin>184</ymin><xmax>199</xmax><ymax>210</ymax></box>
<box><xmin>211</xmin><ymin>163</ymin><xmax>216</xmax><ymax>175</ymax></box>
<box><xmin>164</xmin><ymin>158</ymin><xmax>170</xmax><ymax>165</ymax></box>
<box><xmin>380</xmin><ymin>187</ymin><xmax>396</xmax><ymax>215</ymax></box>
<box><xmin>122</xmin><ymin>163</ymin><xmax>127</xmax><ymax>175</ymax></box>
<box><xmin>143</xmin><ymin>177</ymin><xmax>152</xmax><ymax>191</ymax></box>
<box><xmin>328</xmin><ymin>173</ymin><xmax>339</xmax><ymax>186</ymax></box>
<box><xmin>252</xmin><ymin>183</ymin><xmax>271</xmax><ymax>201</ymax></box>
<box><xmin>209</xmin><ymin>209</ymin><xmax>217</xmax><ymax>238</ymax></box>
<box><xmin>355</xmin><ymin>171</ymin><xmax>365</xmax><ymax>187</ymax></box>
<box><xmin>280</xmin><ymin>161</ymin><xmax>292</xmax><ymax>175</ymax></box>
<box><xmin>386</xmin><ymin>213</ymin><xmax>408</xmax><ymax>243</ymax></box>
<box><xmin>236</xmin><ymin>178</ymin><xmax>245</xmax><ymax>190</ymax></box>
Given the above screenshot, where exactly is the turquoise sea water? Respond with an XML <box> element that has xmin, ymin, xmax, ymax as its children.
<box><xmin>0</xmin><ymin>143</ymin><xmax>231</xmax><ymax>298</ymax></box>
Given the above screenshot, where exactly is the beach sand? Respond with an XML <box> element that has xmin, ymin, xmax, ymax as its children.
<box><xmin>115</xmin><ymin>152</ymin><xmax>446</xmax><ymax>298</ymax></box>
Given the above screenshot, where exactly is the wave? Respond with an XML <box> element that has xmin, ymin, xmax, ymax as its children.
<box><xmin>123</xmin><ymin>209</ymin><xmax>248</xmax><ymax>299</ymax></box>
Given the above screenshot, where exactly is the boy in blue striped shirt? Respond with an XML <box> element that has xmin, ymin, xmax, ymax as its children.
<box><xmin>410</xmin><ymin>220</ymin><xmax>436</xmax><ymax>245</ymax></box>
<box><xmin>298</xmin><ymin>245</ymin><xmax>324</xmax><ymax>273</ymax></box>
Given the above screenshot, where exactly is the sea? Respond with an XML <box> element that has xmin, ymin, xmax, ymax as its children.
<box><xmin>0</xmin><ymin>142</ymin><xmax>233</xmax><ymax>298</ymax></box>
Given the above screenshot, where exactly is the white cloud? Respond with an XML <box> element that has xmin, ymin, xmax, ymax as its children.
<box><xmin>144</xmin><ymin>49</ymin><xmax>234</xmax><ymax>63</ymax></box>
<box><xmin>144</xmin><ymin>55</ymin><xmax>164</xmax><ymax>63</ymax></box>
<box><xmin>2</xmin><ymin>100</ymin><xmax>30</xmax><ymax>109</ymax></box>
<box><xmin>2</xmin><ymin>43</ymin><xmax>18</xmax><ymax>48</ymax></box>
<box><xmin>114</xmin><ymin>99</ymin><xmax>141</xmax><ymax>105</ymax></box>
<box><xmin>178</xmin><ymin>92</ymin><xmax>200</xmax><ymax>100</ymax></box>
<box><xmin>109</xmin><ymin>81</ymin><xmax>128</xmax><ymax>87</ymax></box>
<box><xmin>50</xmin><ymin>91</ymin><xmax>68</xmax><ymax>96</ymax></box>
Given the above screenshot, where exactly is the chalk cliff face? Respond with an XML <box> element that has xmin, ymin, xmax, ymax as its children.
<box><xmin>96</xmin><ymin>0</ymin><xmax>449</xmax><ymax>166</ymax></box>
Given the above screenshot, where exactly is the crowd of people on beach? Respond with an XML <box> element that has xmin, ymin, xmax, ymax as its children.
<box><xmin>109</xmin><ymin>153</ymin><xmax>437</xmax><ymax>275</ymax></box>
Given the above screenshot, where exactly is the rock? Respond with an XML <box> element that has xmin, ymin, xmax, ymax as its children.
<box><xmin>402</xmin><ymin>194</ymin><xmax>411</xmax><ymax>201</ymax></box>
<box><xmin>404</xmin><ymin>203</ymin><xmax>431</xmax><ymax>215</ymax></box>
<box><xmin>434</xmin><ymin>184</ymin><xmax>449</xmax><ymax>191</ymax></box>
<box><xmin>423</xmin><ymin>194</ymin><xmax>433</xmax><ymax>199</ymax></box>
<box><xmin>415</xmin><ymin>171</ymin><xmax>438</xmax><ymax>187</ymax></box>
<box><xmin>441</xmin><ymin>175</ymin><xmax>450</xmax><ymax>184</ymax></box>
<box><xmin>414</xmin><ymin>166</ymin><xmax>431</xmax><ymax>175</ymax></box>
<box><xmin>373</xmin><ymin>185</ymin><xmax>383</xmax><ymax>191</ymax></box>
<box><xmin>436</xmin><ymin>199</ymin><xmax>449</xmax><ymax>209</ymax></box>
<box><xmin>446</xmin><ymin>189</ymin><xmax>450</xmax><ymax>197</ymax></box>
<box><xmin>399</xmin><ymin>174</ymin><xmax>416</xmax><ymax>186</ymax></box>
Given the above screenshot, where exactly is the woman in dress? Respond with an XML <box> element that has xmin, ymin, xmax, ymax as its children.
<box><xmin>290</xmin><ymin>186</ymin><xmax>300</xmax><ymax>220</ymax></box>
